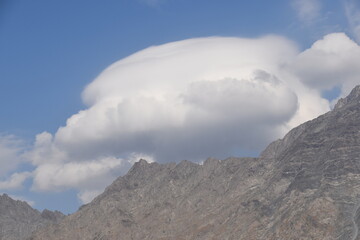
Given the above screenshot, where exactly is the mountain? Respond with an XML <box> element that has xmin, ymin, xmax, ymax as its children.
<box><xmin>0</xmin><ymin>194</ymin><xmax>64</xmax><ymax>240</ymax></box>
<box><xmin>30</xmin><ymin>85</ymin><xmax>360</xmax><ymax>239</ymax></box>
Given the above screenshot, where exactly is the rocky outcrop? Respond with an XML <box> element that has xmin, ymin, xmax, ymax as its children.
<box><xmin>31</xmin><ymin>85</ymin><xmax>360</xmax><ymax>239</ymax></box>
<box><xmin>0</xmin><ymin>194</ymin><xmax>64</xmax><ymax>240</ymax></box>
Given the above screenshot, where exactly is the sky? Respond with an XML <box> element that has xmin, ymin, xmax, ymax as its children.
<box><xmin>1</xmin><ymin>0</ymin><xmax>360</xmax><ymax>214</ymax></box>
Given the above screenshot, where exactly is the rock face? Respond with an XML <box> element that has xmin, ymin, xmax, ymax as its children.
<box><xmin>0</xmin><ymin>194</ymin><xmax>64</xmax><ymax>240</ymax></box>
<box><xmin>31</xmin><ymin>86</ymin><xmax>360</xmax><ymax>239</ymax></box>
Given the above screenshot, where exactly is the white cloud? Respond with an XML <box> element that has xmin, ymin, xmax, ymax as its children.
<box><xmin>292</xmin><ymin>0</ymin><xmax>321</xmax><ymax>24</ymax></box>
<box><xmin>0</xmin><ymin>172</ymin><xmax>31</xmax><ymax>190</ymax></box>
<box><xmin>290</xmin><ymin>33</ymin><xmax>360</xmax><ymax>100</ymax></box>
<box><xmin>16</xmin><ymin>33</ymin><xmax>360</xmax><ymax>204</ymax></box>
<box><xmin>0</xmin><ymin>135</ymin><xmax>27</xmax><ymax>177</ymax></box>
<box><xmin>26</xmin><ymin>131</ymin><xmax>153</xmax><ymax>203</ymax></box>
<box><xmin>127</xmin><ymin>152</ymin><xmax>155</xmax><ymax>164</ymax></box>
<box><xmin>77</xmin><ymin>190</ymin><xmax>103</xmax><ymax>204</ymax></box>
<box><xmin>52</xmin><ymin>36</ymin><xmax>307</xmax><ymax>164</ymax></box>
<box><xmin>345</xmin><ymin>0</ymin><xmax>360</xmax><ymax>43</ymax></box>
<box><xmin>25</xmin><ymin>131</ymin><xmax>67</xmax><ymax>165</ymax></box>
<box><xmin>30</xmin><ymin>155</ymin><xmax>136</xmax><ymax>204</ymax></box>
<box><xmin>32</xmin><ymin>157</ymin><xmax>129</xmax><ymax>192</ymax></box>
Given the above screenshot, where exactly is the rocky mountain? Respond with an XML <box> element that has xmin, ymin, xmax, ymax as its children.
<box><xmin>30</xmin><ymin>85</ymin><xmax>360</xmax><ymax>239</ymax></box>
<box><xmin>0</xmin><ymin>194</ymin><xmax>64</xmax><ymax>240</ymax></box>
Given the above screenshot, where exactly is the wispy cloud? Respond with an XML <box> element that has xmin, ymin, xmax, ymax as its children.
<box><xmin>0</xmin><ymin>172</ymin><xmax>32</xmax><ymax>190</ymax></box>
<box><xmin>292</xmin><ymin>0</ymin><xmax>322</xmax><ymax>25</ymax></box>
<box><xmin>0</xmin><ymin>135</ymin><xmax>27</xmax><ymax>177</ymax></box>
<box><xmin>345</xmin><ymin>0</ymin><xmax>360</xmax><ymax>43</ymax></box>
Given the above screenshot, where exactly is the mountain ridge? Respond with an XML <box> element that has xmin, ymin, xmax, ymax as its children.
<box><xmin>0</xmin><ymin>85</ymin><xmax>356</xmax><ymax>239</ymax></box>
<box><xmin>0</xmin><ymin>193</ymin><xmax>64</xmax><ymax>240</ymax></box>
<box><xmin>29</xmin><ymin>85</ymin><xmax>360</xmax><ymax>239</ymax></box>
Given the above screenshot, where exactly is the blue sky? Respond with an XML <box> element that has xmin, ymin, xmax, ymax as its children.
<box><xmin>1</xmin><ymin>0</ymin><xmax>360</xmax><ymax>214</ymax></box>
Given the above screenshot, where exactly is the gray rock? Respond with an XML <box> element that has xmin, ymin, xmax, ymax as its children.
<box><xmin>0</xmin><ymin>194</ymin><xmax>64</xmax><ymax>240</ymax></box>
<box><xmin>30</xmin><ymin>85</ymin><xmax>360</xmax><ymax>239</ymax></box>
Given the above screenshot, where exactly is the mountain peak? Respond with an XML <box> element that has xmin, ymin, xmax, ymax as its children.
<box><xmin>0</xmin><ymin>193</ymin><xmax>31</xmax><ymax>207</ymax></box>
<box><xmin>0</xmin><ymin>193</ymin><xmax>10</xmax><ymax>200</ymax></box>
<box><xmin>41</xmin><ymin>209</ymin><xmax>65</xmax><ymax>222</ymax></box>
<box><xmin>127</xmin><ymin>158</ymin><xmax>150</xmax><ymax>173</ymax></box>
<box><xmin>0</xmin><ymin>194</ymin><xmax>64</xmax><ymax>240</ymax></box>
<box><xmin>334</xmin><ymin>85</ymin><xmax>360</xmax><ymax>110</ymax></box>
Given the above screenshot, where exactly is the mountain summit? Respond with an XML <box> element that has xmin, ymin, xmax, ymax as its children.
<box><xmin>26</xmin><ymin>85</ymin><xmax>360</xmax><ymax>239</ymax></box>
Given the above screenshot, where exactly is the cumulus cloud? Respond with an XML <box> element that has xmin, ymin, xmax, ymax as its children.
<box><xmin>32</xmin><ymin>157</ymin><xmax>129</xmax><ymax>190</ymax></box>
<box><xmin>29</xmin><ymin>156</ymin><xmax>131</xmax><ymax>203</ymax></box>
<box><xmin>26</xmin><ymin>131</ymin><xmax>152</xmax><ymax>203</ymax></box>
<box><xmin>345</xmin><ymin>0</ymin><xmax>360</xmax><ymax>43</ymax></box>
<box><xmin>290</xmin><ymin>33</ymin><xmax>360</xmax><ymax>101</ymax></box>
<box><xmin>292</xmin><ymin>0</ymin><xmax>321</xmax><ymax>25</ymax></box>
<box><xmin>52</xmin><ymin>36</ymin><xmax>305</xmax><ymax>163</ymax></box>
<box><xmin>13</xmin><ymin>33</ymin><xmax>358</xmax><ymax>204</ymax></box>
<box><xmin>25</xmin><ymin>132</ymin><xmax>67</xmax><ymax>165</ymax></box>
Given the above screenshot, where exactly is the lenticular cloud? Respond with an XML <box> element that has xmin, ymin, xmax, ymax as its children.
<box><xmin>54</xmin><ymin>36</ymin><xmax>306</xmax><ymax>163</ymax></box>
<box><xmin>26</xmin><ymin>34</ymin><xmax>360</xmax><ymax>203</ymax></box>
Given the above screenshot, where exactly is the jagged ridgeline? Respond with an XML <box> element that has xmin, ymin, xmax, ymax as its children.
<box><xmin>1</xmin><ymin>85</ymin><xmax>360</xmax><ymax>240</ymax></box>
<box><xmin>0</xmin><ymin>194</ymin><xmax>64</xmax><ymax>240</ymax></box>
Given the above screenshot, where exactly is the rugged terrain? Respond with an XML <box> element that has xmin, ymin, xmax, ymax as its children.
<box><xmin>0</xmin><ymin>194</ymin><xmax>64</xmax><ymax>240</ymax></box>
<box><xmin>26</xmin><ymin>85</ymin><xmax>360</xmax><ymax>239</ymax></box>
